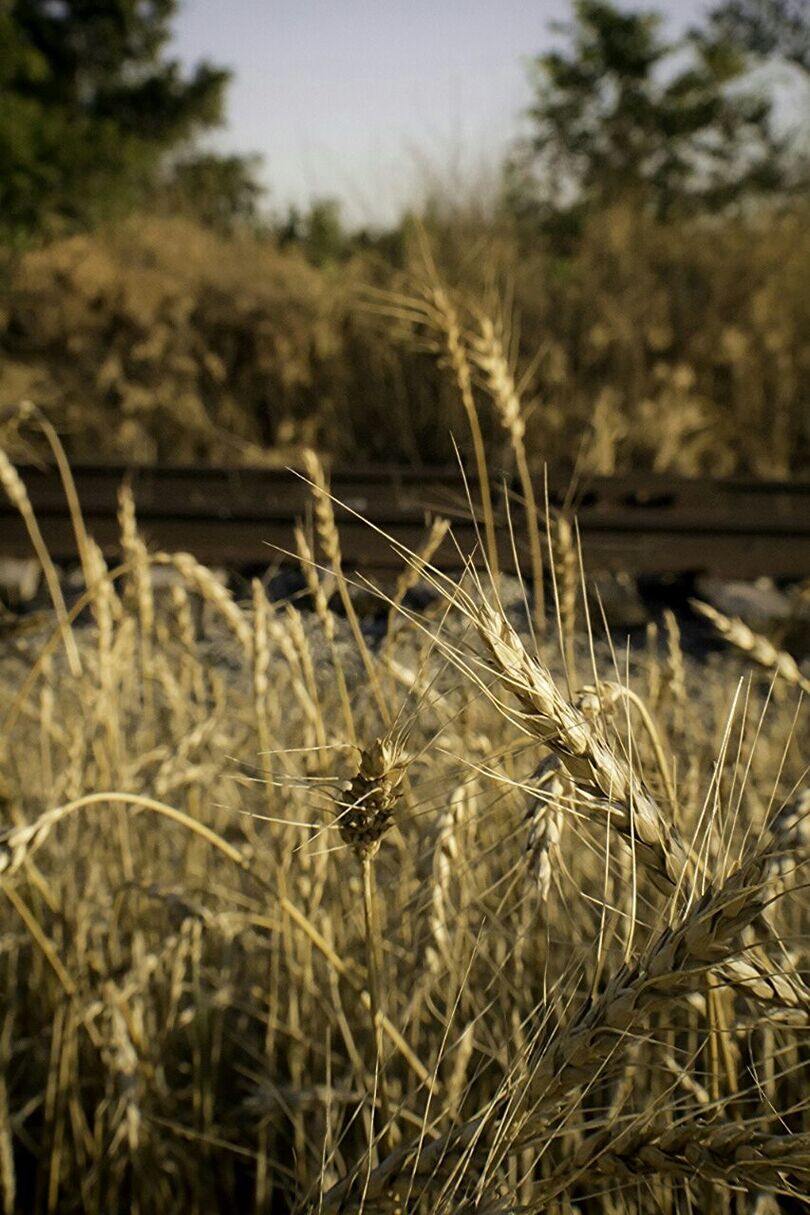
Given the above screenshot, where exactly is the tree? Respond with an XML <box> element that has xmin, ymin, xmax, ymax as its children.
<box><xmin>704</xmin><ymin>0</ymin><xmax>810</xmax><ymax>74</ymax></box>
<box><xmin>161</xmin><ymin>153</ymin><xmax>265</xmax><ymax>232</ymax></box>
<box><xmin>0</xmin><ymin>0</ymin><xmax>259</xmax><ymax>241</ymax></box>
<box><xmin>506</xmin><ymin>0</ymin><xmax>789</xmax><ymax>236</ymax></box>
<box><xmin>278</xmin><ymin>199</ymin><xmax>350</xmax><ymax>266</ymax></box>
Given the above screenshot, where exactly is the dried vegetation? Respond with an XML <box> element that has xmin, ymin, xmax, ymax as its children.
<box><xmin>2</xmin><ymin>201</ymin><xmax>810</xmax><ymax>473</ymax></box>
<box><xmin>0</xmin><ymin>314</ymin><xmax>809</xmax><ymax>1213</ymax></box>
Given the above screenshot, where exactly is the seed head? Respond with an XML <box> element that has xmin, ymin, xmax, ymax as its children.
<box><xmin>339</xmin><ymin>733</ymin><xmax>407</xmax><ymax>859</ymax></box>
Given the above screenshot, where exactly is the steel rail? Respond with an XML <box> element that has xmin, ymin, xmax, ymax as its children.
<box><xmin>1</xmin><ymin>465</ymin><xmax>809</xmax><ymax>578</ymax></box>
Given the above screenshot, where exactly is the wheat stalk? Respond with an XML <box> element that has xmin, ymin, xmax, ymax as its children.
<box><xmin>169</xmin><ymin>581</ymin><xmax>205</xmax><ymax>703</ymax></box>
<box><xmin>470</xmin><ymin>313</ymin><xmax>545</xmax><ymax>632</ymax></box>
<box><xmin>470</xmin><ymin>597</ymin><xmax>689</xmax><ymax>892</ymax></box>
<box><xmin>326</xmin><ymin>830</ymin><xmax>792</xmax><ymax>1208</ymax></box>
<box><xmin>294</xmin><ymin>521</ymin><xmax>335</xmax><ymax>641</ymax></box>
<box><xmin>118</xmin><ymin>483</ymin><xmax>154</xmax><ymax>695</ymax></box>
<box><xmin>663</xmin><ymin>608</ymin><xmax>687</xmax><ymax>736</ymax></box>
<box><xmin>159</xmin><ymin>551</ymin><xmax>252</xmax><ymax>654</ymax></box>
<box><xmin>100</xmin><ymin>985</ymin><xmax>143</xmax><ymax>1155</ymax></box>
<box><xmin>0</xmin><ymin>1016</ymin><xmax>14</xmax><ymax>1215</ymax></box>
<box><xmin>0</xmin><ymin>792</ymin><xmax>433</xmax><ymax>1094</ymax></box>
<box><xmin>301</xmin><ymin>448</ymin><xmax>388</xmax><ymax>721</ymax></box>
<box><xmin>0</xmin><ymin>447</ymin><xmax>81</xmax><ymax>675</ymax></box>
<box><xmin>425</xmin><ymin>286</ymin><xmax>499</xmax><ymax>580</ymax></box>
<box><xmin>16</xmin><ymin>400</ymin><xmax>95</xmax><ymax>594</ymax></box>
<box><xmin>337</xmin><ymin>730</ymin><xmax>409</xmax><ymax>1159</ymax></box>
<box><xmin>691</xmin><ymin>599</ymin><xmax>810</xmax><ymax>693</ymax></box>
<box><xmin>521</xmin><ymin>835</ymin><xmax>797</xmax><ymax>1130</ymax></box>
<box><xmin>301</xmin><ymin>448</ymin><xmax>342</xmax><ymax>571</ymax></box>
<box><xmin>385</xmin><ymin>516</ymin><xmax>450</xmax><ymax>651</ymax></box>
<box><xmin>762</xmin><ymin>787</ymin><xmax>810</xmax><ymax>910</ymax></box>
<box><xmin>553</xmin><ymin>514</ymin><xmax>578</xmax><ymax>682</ymax></box>
<box><xmin>294</xmin><ymin>521</ymin><xmax>358</xmax><ymax>744</ymax></box>
<box><xmin>426</xmin><ymin>782</ymin><xmax>468</xmax><ymax>972</ymax></box>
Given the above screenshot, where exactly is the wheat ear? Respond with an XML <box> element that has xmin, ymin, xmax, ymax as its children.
<box><xmin>524</xmin><ymin>755</ymin><xmax>567</xmax><ymax>905</ymax></box>
<box><xmin>472</xmin><ymin>598</ymin><xmax>689</xmax><ymax>892</ymax></box>
<box><xmin>17</xmin><ymin>400</ymin><xmax>95</xmax><ymax>594</ymax></box>
<box><xmin>118</xmin><ymin>484</ymin><xmax>154</xmax><ymax>694</ymax></box>
<box><xmin>691</xmin><ymin>598</ymin><xmax>810</xmax><ymax>693</ymax></box>
<box><xmin>159</xmin><ymin>551</ymin><xmax>252</xmax><ymax>655</ymax></box>
<box><xmin>325</xmin><ymin>831</ymin><xmax>791</xmax><ymax>1208</ymax></box>
<box><xmin>551</xmin><ymin>1119</ymin><xmax>810</xmax><ymax>1197</ymax></box>
<box><xmin>426</xmin><ymin>286</ymin><xmax>499</xmax><ymax>580</ymax></box>
<box><xmin>338</xmin><ymin>732</ymin><xmax>408</xmax><ymax>1158</ymax></box>
<box><xmin>521</xmin><ymin>833</ymin><xmax>798</xmax><ymax>1130</ymax></box>
<box><xmin>301</xmin><ymin>448</ymin><xmax>389</xmax><ymax>721</ymax></box>
<box><xmin>0</xmin><ymin>448</ymin><xmax>81</xmax><ymax>675</ymax></box>
<box><xmin>470</xmin><ymin>313</ymin><xmax>545</xmax><ymax>632</ymax></box>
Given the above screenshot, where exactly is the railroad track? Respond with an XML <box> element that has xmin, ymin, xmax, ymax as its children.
<box><xmin>1</xmin><ymin>464</ymin><xmax>809</xmax><ymax>579</ymax></box>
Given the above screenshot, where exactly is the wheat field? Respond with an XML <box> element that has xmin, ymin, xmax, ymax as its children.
<box><xmin>0</xmin><ymin>376</ymin><xmax>809</xmax><ymax>1214</ymax></box>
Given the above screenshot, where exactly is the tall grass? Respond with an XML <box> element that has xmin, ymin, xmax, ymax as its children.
<box><xmin>0</xmin><ymin>417</ymin><xmax>808</xmax><ymax>1211</ymax></box>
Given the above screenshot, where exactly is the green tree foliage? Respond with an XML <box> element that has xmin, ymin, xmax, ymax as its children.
<box><xmin>704</xmin><ymin>0</ymin><xmax>810</xmax><ymax>73</ymax></box>
<box><xmin>278</xmin><ymin>198</ymin><xmax>350</xmax><ymax>266</ymax></box>
<box><xmin>0</xmin><ymin>0</ymin><xmax>258</xmax><ymax>242</ymax></box>
<box><xmin>162</xmin><ymin>153</ymin><xmax>265</xmax><ymax>232</ymax></box>
<box><xmin>507</xmin><ymin>0</ymin><xmax>790</xmax><ymax>236</ymax></box>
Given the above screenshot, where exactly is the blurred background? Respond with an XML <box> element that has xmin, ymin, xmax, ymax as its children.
<box><xmin>1</xmin><ymin>0</ymin><xmax>809</xmax><ymax>475</ymax></box>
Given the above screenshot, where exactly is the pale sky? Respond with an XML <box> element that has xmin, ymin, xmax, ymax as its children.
<box><xmin>171</xmin><ymin>0</ymin><xmax>716</xmax><ymax>227</ymax></box>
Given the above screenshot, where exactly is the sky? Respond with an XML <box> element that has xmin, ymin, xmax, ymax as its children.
<box><xmin>171</xmin><ymin>0</ymin><xmax>716</xmax><ymax>228</ymax></box>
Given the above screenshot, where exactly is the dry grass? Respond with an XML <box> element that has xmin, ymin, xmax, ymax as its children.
<box><xmin>2</xmin><ymin>200</ymin><xmax>810</xmax><ymax>474</ymax></box>
<box><xmin>0</xmin><ymin>426</ymin><xmax>808</xmax><ymax>1214</ymax></box>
